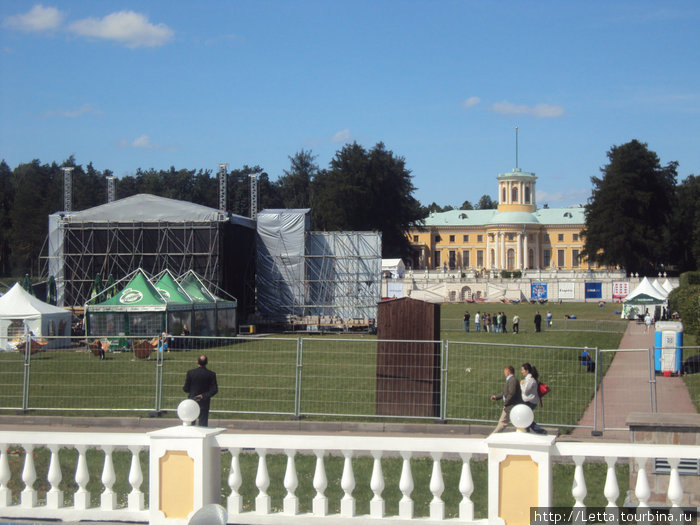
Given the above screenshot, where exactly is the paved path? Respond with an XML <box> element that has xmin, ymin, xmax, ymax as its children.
<box><xmin>571</xmin><ymin>321</ymin><xmax>696</xmax><ymax>440</ymax></box>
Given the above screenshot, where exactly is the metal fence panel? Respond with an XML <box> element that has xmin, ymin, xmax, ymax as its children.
<box><xmin>445</xmin><ymin>341</ymin><xmax>602</xmax><ymax>428</ymax></box>
<box><xmin>0</xmin><ymin>348</ymin><xmax>25</xmax><ymax>410</ymax></box>
<box><xmin>297</xmin><ymin>338</ymin><xmax>444</xmax><ymax>419</ymax></box>
<box><xmin>24</xmin><ymin>336</ymin><xmax>160</xmax><ymax>412</ymax></box>
<box><xmin>598</xmin><ymin>348</ymin><xmax>655</xmax><ymax>432</ymax></box>
<box><xmin>160</xmin><ymin>336</ymin><xmax>299</xmax><ymax>417</ymax></box>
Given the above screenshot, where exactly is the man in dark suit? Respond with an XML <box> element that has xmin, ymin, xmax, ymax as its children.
<box><xmin>489</xmin><ymin>365</ymin><xmax>522</xmax><ymax>433</ymax></box>
<box><xmin>183</xmin><ymin>355</ymin><xmax>218</xmax><ymax>427</ymax></box>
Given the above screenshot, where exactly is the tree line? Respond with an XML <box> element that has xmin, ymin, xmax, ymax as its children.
<box><xmin>0</xmin><ymin>139</ymin><xmax>697</xmax><ymax>279</ymax></box>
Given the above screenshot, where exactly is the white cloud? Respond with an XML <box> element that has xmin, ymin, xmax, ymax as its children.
<box><xmin>461</xmin><ymin>96</ymin><xmax>481</xmax><ymax>109</ymax></box>
<box><xmin>491</xmin><ymin>101</ymin><xmax>565</xmax><ymax>118</ymax></box>
<box><xmin>68</xmin><ymin>11</ymin><xmax>174</xmax><ymax>48</ymax></box>
<box><xmin>41</xmin><ymin>103</ymin><xmax>102</xmax><ymax>119</ymax></box>
<box><xmin>536</xmin><ymin>188</ymin><xmax>589</xmax><ymax>207</ymax></box>
<box><xmin>4</xmin><ymin>4</ymin><xmax>65</xmax><ymax>32</ymax></box>
<box><xmin>331</xmin><ymin>129</ymin><xmax>351</xmax><ymax>143</ymax></box>
<box><xmin>120</xmin><ymin>134</ymin><xmax>156</xmax><ymax>149</ymax></box>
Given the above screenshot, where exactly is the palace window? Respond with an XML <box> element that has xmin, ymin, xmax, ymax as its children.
<box><xmin>413</xmin><ymin>235</ymin><xmax>419</xmax><ymax>243</ymax></box>
<box><xmin>434</xmin><ymin>251</ymin><xmax>441</xmax><ymax>268</ymax></box>
<box><xmin>558</xmin><ymin>234</ymin><xmax>564</xmax><ymax>242</ymax></box>
<box><xmin>507</xmin><ymin>248</ymin><xmax>515</xmax><ymax>269</ymax></box>
<box><xmin>557</xmin><ymin>249</ymin><xmax>565</xmax><ymax>267</ymax></box>
<box><xmin>572</xmin><ymin>249</ymin><xmax>580</xmax><ymax>267</ymax></box>
<box><xmin>449</xmin><ymin>235</ymin><xmax>455</xmax><ymax>242</ymax></box>
<box><xmin>573</xmin><ymin>233</ymin><xmax>579</xmax><ymax>241</ymax></box>
<box><xmin>477</xmin><ymin>234</ymin><xmax>483</xmax><ymax>242</ymax></box>
<box><xmin>434</xmin><ymin>235</ymin><xmax>441</xmax><ymax>243</ymax></box>
<box><xmin>463</xmin><ymin>234</ymin><xmax>469</xmax><ymax>242</ymax></box>
<box><xmin>507</xmin><ymin>234</ymin><xmax>514</xmax><ymax>241</ymax></box>
<box><xmin>511</xmin><ymin>187</ymin><xmax>518</xmax><ymax>202</ymax></box>
<box><xmin>525</xmin><ymin>186</ymin><xmax>531</xmax><ymax>203</ymax></box>
<box><xmin>462</xmin><ymin>250</ymin><xmax>470</xmax><ymax>267</ymax></box>
<box><xmin>476</xmin><ymin>250</ymin><xmax>484</xmax><ymax>267</ymax></box>
<box><xmin>449</xmin><ymin>251</ymin><xmax>456</xmax><ymax>269</ymax></box>
<box><xmin>543</xmin><ymin>249</ymin><xmax>551</xmax><ymax>267</ymax></box>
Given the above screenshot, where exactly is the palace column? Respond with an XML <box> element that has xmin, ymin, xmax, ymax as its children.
<box><xmin>523</xmin><ymin>232</ymin><xmax>529</xmax><ymax>269</ymax></box>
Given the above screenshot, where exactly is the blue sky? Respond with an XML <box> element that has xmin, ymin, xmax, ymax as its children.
<box><xmin>1</xmin><ymin>1</ymin><xmax>698</xmax><ymax>209</ymax></box>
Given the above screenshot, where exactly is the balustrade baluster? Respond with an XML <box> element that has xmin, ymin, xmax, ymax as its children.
<box><xmin>127</xmin><ymin>445</ymin><xmax>144</xmax><ymax>510</ymax></box>
<box><xmin>634</xmin><ymin>458</ymin><xmax>650</xmax><ymax>509</ymax></box>
<box><xmin>283</xmin><ymin>449</ymin><xmax>299</xmax><ymax>515</ymax></box>
<box><xmin>369</xmin><ymin>451</ymin><xmax>385</xmax><ymax>518</ymax></box>
<box><xmin>429</xmin><ymin>452</ymin><xmax>445</xmax><ymax>520</ymax></box>
<box><xmin>340</xmin><ymin>450</ymin><xmax>355</xmax><ymax>517</ymax></box>
<box><xmin>666</xmin><ymin>458</ymin><xmax>683</xmax><ymax>508</ymax></box>
<box><xmin>571</xmin><ymin>456</ymin><xmax>587</xmax><ymax>524</ymax></box>
<box><xmin>312</xmin><ymin>449</ymin><xmax>328</xmax><ymax>516</ymax></box>
<box><xmin>74</xmin><ymin>445</ymin><xmax>90</xmax><ymax>510</ymax></box>
<box><xmin>46</xmin><ymin>444</ymin><xmax>63</xmax><ymax>509</ymax></box>
<box><xmin>603</xmin><ymin>456</ymin><xmax>620</xmax><ymax>521</ymax></box>
<box><xmin>0</xmin><ymin>443</ymin><xmax>10</xmax><ymax>506</ymax></box>
<box><xmin>21</xmin><ymin>444</ymin><xmax>36</xmax><ymax>508</ymax></box>
<box><xmin>398</xmin><ymin>451</ymin><xmax>414</xmax><ymax>519</ymax></box>
<box><xmin>458</xmin><ymin>452</ymin><xmax>474</xmax><ymax>521</ymax></box>
<box><xmin>100</xmin><ymin>445</ymin><xmax>116</xmax><ymax>510</ymax></box>
<box><xmin>255</xmin><ymin>448</ymin><xmax>271</xmax><ymax>514</ymax></box>
<box><xmin>227</xmin><ymin>448</ymin><xmax>242</xmax><ymax>515</ymax></box>
<box><xmin>572</xmin><ymin>456</ymin><xmax>587</xmax><ymax>508</ymax></box>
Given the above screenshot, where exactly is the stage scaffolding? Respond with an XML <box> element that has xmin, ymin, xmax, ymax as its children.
<box><xmin>256</xmin><ymin>210</ymin><xmax>381</xmax><ymax>323</ymax></box>
<box><xmin>45</xmin><ymin>194</ymin><xmax>255</xmax><ymax>308</ymax></box>
<box><xmin>49</xmin><ymin>220</ymin><xmax>224</xmax><ymax>306</ymax></box>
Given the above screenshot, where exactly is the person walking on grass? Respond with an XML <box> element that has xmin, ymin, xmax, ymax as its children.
<box><xmin>520</xmin><ymin>363</ymin><xmax>547</xmax><ymax>434</ymax></box>
<box><xmin>490</xmin><ymin>365</ymin><xmax>522</xmax><ymax>433</ymax></box>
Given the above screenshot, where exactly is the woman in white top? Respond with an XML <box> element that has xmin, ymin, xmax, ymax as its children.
<box><xmin>520</xmin><ymin>363</ymin><xmax>547</xmax><ymax>434</ymax></box>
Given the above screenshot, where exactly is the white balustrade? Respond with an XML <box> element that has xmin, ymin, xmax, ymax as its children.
<box><xmin>0</xmin><ymin>428</ymin><xmax>696</xmax><ymax>524</ymax></box>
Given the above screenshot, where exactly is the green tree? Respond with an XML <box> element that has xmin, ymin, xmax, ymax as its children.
<box><xmin>311</xmin><ymin>142</ymin><xmax>423</xmax><ymax>258</ymax></box>
<box><xmin>276</xmin><ymin>149</ymin><xmax>318</xmax><ymax>209</ymax></box>
<box><xmin>582</xmin><ymin>140</ymin><xmax>677</xmax><ymax>275</ymax></box>
<box><xmin>668</xmin><ymin>175</ymin><xmax>700</xmax><ymax>272</ymax></box>
<box><xmin>10</xmin><ymin>160</ymin><xmax>63</xmax><ymax>274</ymax></box>
<box><xmin>476</xmin><ymin>194</ymin><xmax>497</xmax><ymax>209</ymax></box>
<box><xmin>460</xmin><ymin>200</ymin><xmax>474</xmax><ymax>210</ymax></box>
<box><xmin>0</xmin><ymin>160</ymin><xmax>14</xmax><ymax>275</ymax></box>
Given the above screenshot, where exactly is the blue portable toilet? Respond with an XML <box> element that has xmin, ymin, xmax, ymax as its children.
<box><xmin>654</xmin><ymin>321</ymin><xmax>683</xmax><ymax>374</ymax></box>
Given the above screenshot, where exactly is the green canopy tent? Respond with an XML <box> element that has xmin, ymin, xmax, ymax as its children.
<box><xmin>85</xmin><ymin>269</ymin><xmax>167</xmax><ymax>347</ymax></box>
<box><xmin>153</xmin><ymin>270</ymin><xmax>194</xmax><ymax>338</ymax></box>
<box><xmin>179</xmin><ymin>270</ymin><xmax>237</xmax><ymax>337</ymax></box>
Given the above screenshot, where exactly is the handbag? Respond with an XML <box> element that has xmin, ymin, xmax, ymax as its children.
<box><xmin>537</xmin><ymin>382</ymin><xmax>550</xmax><ymax>406</ymax></box>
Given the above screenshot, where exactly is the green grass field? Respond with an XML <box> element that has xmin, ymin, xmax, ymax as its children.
<box><xmin>0</xmin><ymin>301</ymin><xmax>630</xmax><ymax>430</ymax></box>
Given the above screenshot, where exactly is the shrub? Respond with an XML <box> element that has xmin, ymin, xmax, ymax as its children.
<box><xmin>680</xmin><ymin>271</ymin><xmax>700</xmax><ymax>287</ymax></box>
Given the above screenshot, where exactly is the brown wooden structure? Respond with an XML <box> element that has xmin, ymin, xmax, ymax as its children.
<box><xmin>376</xmin><ymin>297</ymin><xmax>441</xmax><ymax>418</ymax></box>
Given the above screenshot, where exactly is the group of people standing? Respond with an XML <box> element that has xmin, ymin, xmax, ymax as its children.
<box><xmin>464</xmin><ymin>311</ymin><xmax>511</xmax><ymax>333</ymax></box>
<box><xmin>490</xmin><ymin>363</ymin><xmax>547</xmax><ymax>434</ymax></box>
<box><xmin>464</xmin><ymin>310</ymin><xmax>545</xmax><ymax>334</ymax></box>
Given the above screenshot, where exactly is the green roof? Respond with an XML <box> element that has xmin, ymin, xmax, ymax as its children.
<box><xmin>90</xmin><ymin>270</ymin><xmax>166</xmax><ymax>310</ymax></box>
<box><xmin>421</xmin><ymin>206</ymin><xmax>585</xmax><ymax>227</ymax></box>
<box><xmin>154</xmin><ymin>271</ymin><xmax>193</xmax><ymax>304</ymax></box>
<box><xmin>179</xmin><ymin>271</ymin><xmax>217</xmax><ymax>303</ymax></box>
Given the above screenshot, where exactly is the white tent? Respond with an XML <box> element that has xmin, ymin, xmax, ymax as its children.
<box><xmin>661</xmin><ymin>279</ymin><xmax>676</xmax><ymax>294</ymax></box>
<box><xmin>621</xmin><ymin>277</ymin><xmax>668</xmax><ymax>319</ymax></box>
<box><xmin>382</xmin><ymin>259</ymin><xmax>405</xmax><ymax>279</ymax></box>
<box><xmin>0</xmin><ymin>283</ymin><xmax>72</xmax><ymax>351</ymax></box>
<box><xmin>651</xmin><ymin>279</ymin><xmax>669</xmax><ymax>298</ymax></box>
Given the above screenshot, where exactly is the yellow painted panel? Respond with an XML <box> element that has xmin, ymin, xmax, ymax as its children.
<box><xmin>159</xmin><ymin>450</ymin><xmax>194</xmax><ymax>519</ymax></box>
<box><xmin>499</xmin><ymin>454</ymin><xmax>538</xmax><ymax>525</ymax></box>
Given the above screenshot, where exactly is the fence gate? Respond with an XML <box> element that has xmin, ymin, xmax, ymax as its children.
<box><xmin>596</xmin><ymin>347</ymin><xmax>656</xmax><ymax>433</ymax></box>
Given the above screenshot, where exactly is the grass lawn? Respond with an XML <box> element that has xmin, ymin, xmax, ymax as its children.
<box><xmin>0</xmin><ymin>301</ymin><xmax>627</xmax><ymax>431</ymax></box>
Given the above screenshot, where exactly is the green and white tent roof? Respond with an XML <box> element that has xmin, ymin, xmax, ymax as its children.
<box><xmin>178</xmin><ymin>270</ymin><xmax>218</xmax><ymax>303</ymax></box>
<box><xmin>88</xmin><ymin>269</ymin><xmax>167</xmax><ymax>311</ymax></box>
<box><xmin>153</xmin><ymin>270</ymin><xmax>194</xmax><ymax>307</ymax></box>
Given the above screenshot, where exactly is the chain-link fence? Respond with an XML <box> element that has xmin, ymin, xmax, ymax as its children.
<box><xmin>0</xmin><ymin>333</ymin><xmax>664</xmax><ymax>430</ymax></box>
